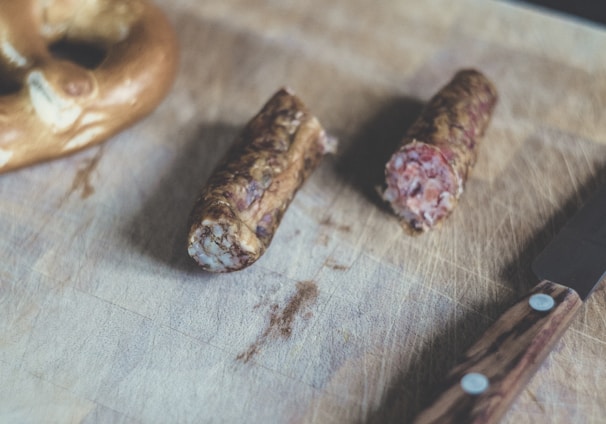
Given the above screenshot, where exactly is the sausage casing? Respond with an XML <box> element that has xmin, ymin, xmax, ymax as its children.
<box><xmin>188</xmin><ymin>88</ymin><xmax>336</xmax><ymax>272</ymax></box>
<box><xmin>383</xmin><ymin>69</ymin><xmax>498</xmax><ymax>232</ymax></box>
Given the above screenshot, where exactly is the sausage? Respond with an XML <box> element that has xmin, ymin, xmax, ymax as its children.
<box><xmin>187</xmin><ymin>88</ymin><xmax>336</xmax><ymax>272</ymax></box>
<box><xmin>382</xmin><ymin>69</ymin><xmax>497</xmax><ymax>232</ymax></box>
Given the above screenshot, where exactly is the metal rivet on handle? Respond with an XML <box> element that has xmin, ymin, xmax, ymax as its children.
<box><xmin>461</xmin><ymin>372</ymin><xmax>489</xmax><ymax>395</ymax></box>
<box><xmin>529</xmin><ymin>293</ymin><xmax>555</xmax><ymax>312</ymax></box>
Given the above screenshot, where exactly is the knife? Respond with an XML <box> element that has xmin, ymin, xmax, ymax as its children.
<box><xmin>413</xmin><ymin>183</ymin><xmax>606</xmax><ymax>424</ymax></box>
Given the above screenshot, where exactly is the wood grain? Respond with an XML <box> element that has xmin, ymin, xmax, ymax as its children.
<box><xmin>1</xmin><ymin>0</ymin><xmax>606</xmax><ymax>423</ymax></box>
<box><xmin>413</xmin><ymin>281</ymin><xmax>583</xmax><ymax>424</ymax></box>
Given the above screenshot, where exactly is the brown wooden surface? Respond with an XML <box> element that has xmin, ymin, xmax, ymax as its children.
<box><xmin>1</xmin><ymin>0</ymin><xmax>606</xmax><ymax>423</ymax></box>
<box><xmin>413</xmin><ymin>281</ymin><xmax>583</xmax><ymax>424</ymax></box>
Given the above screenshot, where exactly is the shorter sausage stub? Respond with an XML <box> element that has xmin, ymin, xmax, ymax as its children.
<box><xmin>383</xmin><ymin>69</ymin><xmax>497</xmax><ymax>232</ymax></box>
<box><xmin>188</xmin><ymin>88</ymin><xmax>335</xmax><ymax>272</ymax></box>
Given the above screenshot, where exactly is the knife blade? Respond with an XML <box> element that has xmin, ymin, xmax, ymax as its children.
<box><xmin>413</xmin><ymin>183</ymin><xmax>606</xmax><ymax>424</ymax></box>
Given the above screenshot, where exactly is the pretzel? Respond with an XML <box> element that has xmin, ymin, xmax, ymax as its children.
<box><xmin>0</xmin><ymin>0</ymin><xmax>178</xmax><ymax>173</ymax></box>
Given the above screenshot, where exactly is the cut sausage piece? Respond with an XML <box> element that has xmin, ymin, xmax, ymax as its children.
<box><xmin>383</xmin><ymin>69</ymin><xmax>497</xmax><ymax>232</ymax></box>
<box><xmin>188</xmin><ymin>88</ymin><xmax>336</xmax><ymax>272</ymax></box>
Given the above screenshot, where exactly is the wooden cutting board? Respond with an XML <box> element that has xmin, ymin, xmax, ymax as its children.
<box><xmin>2</xmin><ymin>0</ymin><xmax>606</xmax><ymax>422</ymax></box>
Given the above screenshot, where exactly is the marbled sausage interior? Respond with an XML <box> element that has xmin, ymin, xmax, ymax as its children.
<box><xmin>384</xmin><ymin>142</ymin><xmax>458</xmax><ymax>231</ymax></box>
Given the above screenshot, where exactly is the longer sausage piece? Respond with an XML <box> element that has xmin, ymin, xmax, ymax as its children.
<box><xmin>383</xmin><ymin>69</ymin><xmax>497</xmax><ymax>232</ymax></box>
<box><xmin>188</xmin><ymin>88</ymin><xmax>336</xmax><ymax>272</ymax></box>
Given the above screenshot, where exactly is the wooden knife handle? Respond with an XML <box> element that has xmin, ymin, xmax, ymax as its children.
<box><xmin>413</xmin><ymin>280</ymin><xmax>582</xmax><ymax>424</ymax></box>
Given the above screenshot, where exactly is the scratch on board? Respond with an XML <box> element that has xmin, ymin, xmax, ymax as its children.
<box><xmin>526</xmin><ymin>389</ymin><xmax>546</xmax><ymax>413</ymax></box>
<box><xmin>237</xmin><ymin>281</ymin><xmax>318</xmax><ymax>363</ymax></box>
<box><xmin>570</xmin><ymin>329</ymin><xmax>606</xmax><ymax>347</ymax></box>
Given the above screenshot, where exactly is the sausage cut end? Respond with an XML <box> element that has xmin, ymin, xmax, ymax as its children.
<box><xmin>187</xmin><ymin>203</ymin><xmax>263</xmax><ymax>272</ymax></box>
<box><xmin>383</xmin><ymin>142</ymin><xmax>459</xmax><ymax>232</ymax></box>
